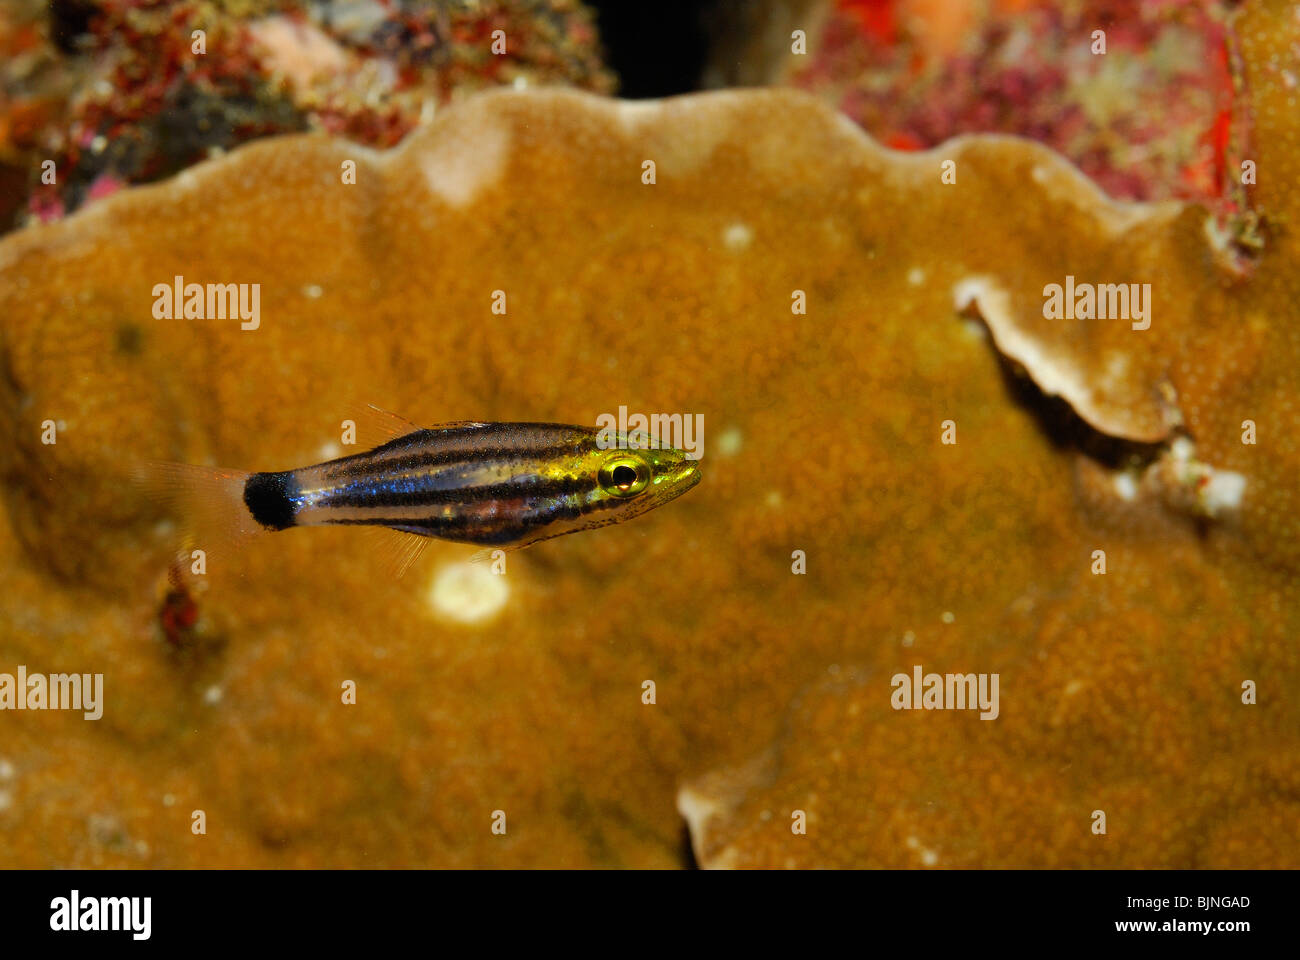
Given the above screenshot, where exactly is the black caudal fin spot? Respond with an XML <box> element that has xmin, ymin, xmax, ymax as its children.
<box><xmin>243</xmin><ymin>472</ymin><xmax>296</xmax><ymax>531</ymax></box>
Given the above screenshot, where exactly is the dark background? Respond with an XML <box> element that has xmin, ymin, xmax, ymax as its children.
<box><xmin>589</xmin><ymin>0</ymin><xmax>716</xmax><ymax>97</ymax></box>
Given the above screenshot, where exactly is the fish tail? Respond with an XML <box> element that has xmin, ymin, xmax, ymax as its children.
<box><xmin>131</xmin><ymin>461</ymin><xmax>268</xmax><ymax>570</ymax></box>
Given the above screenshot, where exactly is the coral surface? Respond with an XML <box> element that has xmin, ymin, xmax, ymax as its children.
<box><xmin>1</xmin><ymin>0</ymin><xmax>1298</xmax><ymax>868</ymax></box>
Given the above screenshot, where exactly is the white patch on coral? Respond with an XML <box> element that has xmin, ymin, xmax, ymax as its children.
<box><xmin>906</xmin><ymin>835</ymin><xmax>940</xmax><ymax>866</ymax></box>
<box><xmin>419</xmin><ymin>114</ymin><xmax>511</xmax><ymax>209</ymax></box>
<box><xmin>429</xmin><ymin>561</ymin><xmax>509</xmax><ymax>625</ymax></box>
<box><xmin>604</xmin><ymin>90</ymin><xmax>759</xmax><ymax>176</ymax></box>
<box><xmin>1169</xmin><ymin>436</ymin><xmax>1195</xmax><ymax>462</ymax></box>
<box><xmin>615</xmin><ymin>100</ymin><xmax>666</xmax><ymax>132</ymax></box>
<box><xmin>952</xmin><ymin>276</ymin><xmax>996</xmax><ymax>315</ymax></box>
<box><xmin>1113</xmin><ymin>471</ymin><xmax>1139</xmax><ymax>501</ymax></box>
<box><xmin>723</xmin><ymin>223</ymin><xmax>753</xmax><ymax>251</ymax></box>
<box><xmin>1160</xmin><ymin>437</ymin><xmax>1248</xmax><ymax>517</ymax></box>
<box><xmin>1102</xmin><ymin>351</ymin><xmax>1130</xmax><ymax>386</ymax></box>
<box><xmin>907</xmin><ymin>267</ymin><xmax>926</xmax><ymax>286</ymax></box>
<box><xmin>1201</xmin><ymin>468</ymin><xmax>1247</xmax><ymax>515</ymax></box>
<box><xmin>715</xmin><ymin>426</ymin><xmax>743</xmax><ymax>457</ymax></box>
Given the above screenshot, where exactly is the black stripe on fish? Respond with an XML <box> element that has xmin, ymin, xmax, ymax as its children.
<box><xmin>316</xmin><ymin>473</ymin><xmax>592</xmax><ymax>510</ymax></box>
<box><xmin>333</xmin><ymin>443</ymin><xmax>588</xmax><ymax>477</ymax></box>
<box><xmin>316</xmin><ymin>428</ymin><xmax>590</xmax><ymax>477</ymax></box>
<box><xmin>320</xmin><ymin>488</ymin><xmax>624</xmax><ymax>541</ymax></box>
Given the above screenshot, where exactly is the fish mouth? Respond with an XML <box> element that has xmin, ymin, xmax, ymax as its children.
<box><xmin>660</xmin><ymin>457</ymin><xmax>702</xmax><ymax>497</ymax></box>
<box><xmin>681</xmin><ymin>459</ymin><xmax>703</xmax><ymax>489</ymax></box>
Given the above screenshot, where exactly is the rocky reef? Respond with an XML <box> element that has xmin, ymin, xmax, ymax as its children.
<box><xmin>0</xmin><ymin>0</ymin><xmax>613</xmax><ymax>229</ymax></box>
<box><xmin>712</xmin><ymin>0</ymin><xmax>1243</xmax><ymax>206</ymax></box>
<box><xmin>1</xmin><ymin>0</ymin><xmax>1298</xmax><ymax>868</ymax></box>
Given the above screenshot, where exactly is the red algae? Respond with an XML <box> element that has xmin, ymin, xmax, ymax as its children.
<box><xmin>0</xmin><ymin>0</ymin><xmax>614</xmax><ymax>229</ymax></box>
<box><xmin>718</xmin><ymin>0</ymin><xmax>1242</xmax><ymax>207</ymax></box>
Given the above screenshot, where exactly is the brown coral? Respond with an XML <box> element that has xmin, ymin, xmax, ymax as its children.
<box><xmin>1</xmin><ymin>0</ymin><xmax>1299</xmax><ymax>869</ymax></box>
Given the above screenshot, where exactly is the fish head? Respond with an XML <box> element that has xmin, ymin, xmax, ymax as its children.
<box><xmin>584</xmin><ymin>434</ymin><xmax>702</xmax><ymax>521</ymax></box>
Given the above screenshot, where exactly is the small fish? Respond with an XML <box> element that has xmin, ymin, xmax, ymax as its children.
<box><xmin>139</xmin><ymin>406</ymin><xmax>701</xmax><ymax>575</ymax></box>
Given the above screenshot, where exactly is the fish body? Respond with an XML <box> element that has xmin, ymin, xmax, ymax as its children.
<box><xmin>246</xmin><ymin>421</ymin><xmax>701</xmax><ymax>547</ymax></box>
<box><xmin>141</xmin><ymin>414</ymin><xmax>701</xmax><ymax>573</ymax></box>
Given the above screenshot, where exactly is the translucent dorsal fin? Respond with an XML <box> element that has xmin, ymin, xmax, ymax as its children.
<box><xmin>345</xmin><ymin>402</ymin><xmax>422</xmax><ymax>446</ymax></box>
<box><xmin>341</xmin><ymin>403</ymin><xmax>491</xmax><ymax>449</ymax></box>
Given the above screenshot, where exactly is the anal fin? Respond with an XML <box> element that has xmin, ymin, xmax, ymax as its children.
<box><xmin>357</xmin><ymin>525</ymin><xmax>431</xmax><ymax>579</ymax></box>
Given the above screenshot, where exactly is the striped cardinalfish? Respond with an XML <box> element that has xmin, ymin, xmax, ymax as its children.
<box><xmin>139</xmin><ymin>406</ymin><xmax>702</xmax><ymax>575</ymax></box>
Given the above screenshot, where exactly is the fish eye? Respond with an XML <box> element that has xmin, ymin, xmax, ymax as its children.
<box><xmin>599</xmin><ymin>456</ymin><xmax>650</xmax><ymax>498</ymax></box>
